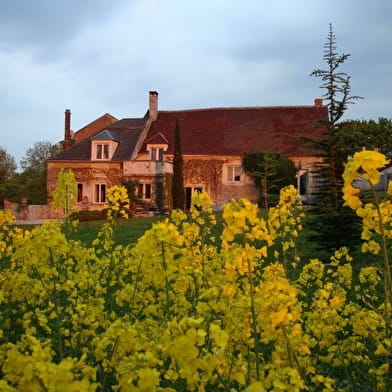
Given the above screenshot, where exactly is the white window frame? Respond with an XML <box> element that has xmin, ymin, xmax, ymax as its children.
<box><xmin>151</xmin><ymin>147</ymin><xmax>163</xmax><ymax>161</ymax></box>
<box><xmin>96</xmin><ymin>143</ymin><xmax>109</xmax><ymax>159</ymax></box>
<box><xmin>91</xmin><ymin>141</ymin><xmax>118</xmax><ymax>161</ymax></box>
<box><xmin>146</xmin><ymin>144</ymin><xmax>168</xmax><ymax>162</ymax></box>
<box><xmin>185</xmin><ymin>186</ymin><xmax>204</xmax><ymax>209</ymax></box>
<box><xmin>226</xmin><ymin>165</ymin><xmax>242</xmax><ymax>183</ymax></box>
<box><xmin>137</xmin><ymin>183</ymin><xmax>152</xmax><ymax>200</ymax></box>
<box><xmin>93</xmin><ymin>183</ymin><xmax>107</xmax><ymax>204</ymax></box>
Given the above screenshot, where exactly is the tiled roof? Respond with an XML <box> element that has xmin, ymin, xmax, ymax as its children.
<box><xmin>51</xmin><ymin>113</ymin><xmax>150</xmax><ymax>161</ymax></box>
<box><xmin>145</xmin><ymin>132</ymin><xmax>169</xmax><ymax>144</ymax></box>
<box><xmin>105</xmin><ymin>114</ymin><xmax>149</xmax><ymax>129</ymax></box>
<box><xmin>144</xmin><ymin>106</ymin><xmax>327</xmax><ymax>157</ymax></box>
<box><xmin>111</xmin><ymin>129</ymin><xmax>144</xmax><ymax>160</ymax></box>
<box><xmin>50</xmin><ymin>104</ymin><xmax>327</xmax><ymax>163</ymax></box>
<box><xmin>72</xmin><ymin>113</ymin><xmax>118</xmax><ymax>144</ymax></box>
<box><xmin>50</xmin><ymin>128</ymin><xmax>144</xmax><ymax>161</ymax></box>
<box><xmin>91</xmin><ymin>130</ymin><xmax>119</xmax><ymax>141</ymax></box>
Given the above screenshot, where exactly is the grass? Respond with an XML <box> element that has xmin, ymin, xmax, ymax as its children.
<box><xmin>15</xmin><ymin>210</ymin><xmax>379</xmax><ymax>268</ymax></box>
<box><xmin>67</xmin><ymin>215</ymin><xmax>165</xmax><ymax>246</ymax></box>
<box><xmin>67</xmin><ymin>212</ymin><xmax>332</xmax><ymax>263</ymax></box>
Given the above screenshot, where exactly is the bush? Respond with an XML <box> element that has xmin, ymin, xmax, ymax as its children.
<box><xmin>69</xmin><ymin>209</ymin><xmax>108</xmax><ymax>221</ymax></box>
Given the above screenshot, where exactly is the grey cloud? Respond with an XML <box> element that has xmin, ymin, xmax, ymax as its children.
<box><xmin>1</xmin><ymin>0</ymin><xmax>392</xmax><ymax>165</ymax></box>
<box><xmin>0</xmin><ymin>0</ymin><xmax>128</xmax><ymax>60</ymax></box>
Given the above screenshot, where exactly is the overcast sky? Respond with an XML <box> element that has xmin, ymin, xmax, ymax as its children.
<box><xmin>1</xmin><ymin>0</ymin><xmax>391</xmax><ymax>167</ymax></box>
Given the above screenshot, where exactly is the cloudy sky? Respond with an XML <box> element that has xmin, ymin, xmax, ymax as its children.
<box><xmin>1</xmin><ymin>0</ymin><xmax>391</xmax><ymax>167</ymax></box>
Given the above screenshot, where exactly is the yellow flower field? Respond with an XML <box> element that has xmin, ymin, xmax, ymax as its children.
<box><xmin>0</xmin><ymin>150</ymin><xmax>391</xmax><ymax>391</ymax></box>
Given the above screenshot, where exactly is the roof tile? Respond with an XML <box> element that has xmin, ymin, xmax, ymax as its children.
<box><xmin>144</xmin><ymin>106</ymin><xmax>327</xmax><ymax>156</ymax></box>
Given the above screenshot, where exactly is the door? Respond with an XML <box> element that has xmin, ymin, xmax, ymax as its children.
<box><xmin>185</xmin><ymin>187</ymin><xmax>203</xmax><ymax>209</ymax></box>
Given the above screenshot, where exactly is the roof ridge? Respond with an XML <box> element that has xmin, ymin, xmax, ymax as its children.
<box><xmin>145</xmin><ymin>132</ymin><xmax>169</xmax><ymax>144</ymax></box>
<box><xmin>157</xmin><ymin>105</ymin><xmax>324</xmax><ymax>113</ymax></box>
<box><xmin>119</xmin><ymin>116</ymin><xmax>148</xmax><ymax>120</ymax></box>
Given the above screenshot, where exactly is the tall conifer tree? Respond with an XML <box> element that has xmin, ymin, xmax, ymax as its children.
<box><xmin>308</xmin><ymin>23</ymin><xmax>362</xmax><ymax>253</ymax></box>
<box><xmin>171</xmin><ymin>118</ymin><xmax>185</xmax><ymax>210</ymax></box>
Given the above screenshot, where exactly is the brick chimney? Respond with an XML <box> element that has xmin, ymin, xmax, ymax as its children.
<box><xmin>62</xmin><ymin>109</ymin><xmax>72</xmax><ymax>151</ymax></box>
<box><xmin>314</xmin><ymin>98</ymin><xmax>323</xmax><ymax>107</ymax></box>
<box><xmin>149</xmin><ymin>91</ymin><xmax>158</xmax><ymax>121</ymax></box>
<box><xmin>65</xmin><ymin>109</ymin><xmax>71</xmax><ymax>138</ymax></box>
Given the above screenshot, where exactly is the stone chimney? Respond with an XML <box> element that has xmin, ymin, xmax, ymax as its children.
<box><xmin>314</xmin><ymin>98</ymin><xmax>323</xmax><ymax>107</ymax></box>
<box><xmin>149</xmin><ymin>91</ymin><xmax>158</xmax><ymax>121</ymax></box>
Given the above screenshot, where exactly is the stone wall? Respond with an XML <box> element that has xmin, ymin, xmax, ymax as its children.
<box><xmin>183</xmin><ymin>155</ymin><xmax>258</xmax><ymax>208</ymax></box>
<box><xmin>3</xmin><ymin>199</ymin><xmax>51</xmax><ymax>220</ymax></box>
<box><xmin>27</xmin><ymin>205</ymin><xmax>51</xmax><ymax>220</ymax></box>
<box><xmin>46</xmin><ymin>161</ymin><xmax>122</xmax><ymax>218</ymax></box>
<box><xmin>3</xmin><ymin>200</ymin><xmax>20</xmax><ymax>219</ymax></box>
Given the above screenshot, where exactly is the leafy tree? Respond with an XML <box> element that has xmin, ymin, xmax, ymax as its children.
<box><xmin>307</xmin><ymin>23</ymin><xmax>362</xmax><ymax>252</ymax></box>
<box><xmin>242</xmin><ymin>151</ymin><xmax>297</xmax><ymax>209</ymax></box>
<box><xmin>171</xmin><ymin>118</ymin><xmax>185</xmax><ymax>210</ymax></box>
<box><xmin>0</xmin><ymin>168</ymin><xmax>47</xmax><ymax>205</ymax></box>
<box><xmin>0</xmin><ymin>147</ymin><xmax>17</xmax><ymax>184</ymax></box>
<box><xmin>338</xmin><ymin>118</ymin><xmax>392</xmax><ymax>159</ymax></box>
<box><xmin>0</xmin><ymin>147</ymin><xmax>17</xmax><ymax>207</ymax></box>
<box><xmin>20</xmin><ymin>141</ymin><xmax>61</xmax><ymax>171</ymax></box>
<box><xmin>0</xmin><ymin>141</ymin><xmax>60</xmax><ymax>206</ymax></box>
<box><xmin>51</xmin><ymin>169</ymin><xmax>77</xmax><ymax>216</ymax></box>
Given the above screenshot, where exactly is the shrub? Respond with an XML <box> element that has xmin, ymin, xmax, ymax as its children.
<box><xmin>69</xmin><ymin>209</ymin><xmax>108</xmax><ymax>221</ymax></box>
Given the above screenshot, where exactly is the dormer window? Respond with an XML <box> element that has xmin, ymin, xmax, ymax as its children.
<box><xmin>96</xmin><ymin>143</ymin><xmax>109</xmax><ymax>160</ymax></box>
<box><xmin>146</xmin><ymin>133</ymin><xmax>169</xmax><ymax>163</ymax></box>
<box><xmin>91</xmin><ymin>130</ymin><xmax>119</xmax><ymax>161</ymax></box>
<box><xmin>151</xmin><ymin>147</ymin><xmax>164</xmax><ymax>161</ymax></box>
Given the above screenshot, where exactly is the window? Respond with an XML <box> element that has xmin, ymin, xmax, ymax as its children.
<box><xmin>96</xmin><ymin>144</ymin><xmax>109</xmax><ymax>160</ymax></box>
<box><xmin>77</xmin><ymin>183</ymin><xmax>84</xmax><ymax>202</ymax></box>
<box><xmin>137</xmin><ymin>183</ymin><xmax>152</xmax><ymax>200</ymax></box>
<box><xmin>145</xmin><ymin>184</ymin><xmax>151</xmax><ymax>199</ymax></box>
<box><xmin>151</xmin><ymin>147</ymin><xmax>163</xmax><ymax>161</ymax></box>
<box><xmin>94</xmin><ymin>184</ymin><xmax>107</xmax><ymax>203</ymax></box>
<box><xmin>91</xmin><ymin>140</ymin><xmax>118</xmax><ymax>161</ymax></box>
<box><xmin>185</xmin><ymin>187</ymin><xmax>203</xmax><ymax>209</ymax></box>
<box><xmin>227</xmin><ymin>166</ymin><xmax>242</xmax><ymax>182</ymax></box>
<box><xmin>297</xmin><ymin>170</ymin><xmax>308</xmax><ymax>195</ymax></box>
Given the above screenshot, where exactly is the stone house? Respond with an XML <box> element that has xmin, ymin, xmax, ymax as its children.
<box><xmin>47</xmin><ymin>91</ymin><xmax>327</xmax><ymax>215</ymax></box>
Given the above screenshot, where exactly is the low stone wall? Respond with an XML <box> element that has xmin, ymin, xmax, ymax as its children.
<box><xmin>27</xmin><ymin>205</ymin><xmax>51</xmax><ymax>220</ymax></box>
<box><xmin>3</xmin><ymin>200</ymin><xmax>20</xmax><ymax>218</ymax></box>
<box><xmin>3</xmin><ymin>200</ymin><xmax>51</xmax><ymax>220</ymax></box>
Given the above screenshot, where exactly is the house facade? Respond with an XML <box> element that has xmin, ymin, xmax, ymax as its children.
<box><xmin>47</xmin><ymin>91</ymin><xmax>328</xmax><ymax>216</ymax></box>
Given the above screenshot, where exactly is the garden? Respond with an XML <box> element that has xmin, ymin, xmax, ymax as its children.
<box><xmin>0</xmin><ymin>150</ymin><xmax>391</xmax><ymax>391</ymax></box>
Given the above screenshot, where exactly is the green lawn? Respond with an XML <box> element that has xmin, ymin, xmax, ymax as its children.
<box><xmin>67</xmin><ymin>215</ymin><xmax>165</xmax><ymax>246</ymax></box>
<box><xmin>16</xmin><ymin>211</ymin><xmax>375</xmax><ymax>266</ymax></box>
<box><xmin>68</xmin><ymin>212</ymin><xmax>328</xmax><ymax>262</ymax></box>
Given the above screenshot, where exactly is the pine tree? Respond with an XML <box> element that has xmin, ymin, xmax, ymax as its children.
<box><xmin>311</xmin><ymin>24</ymin><xmax>361</xmax><ymax>126</ymax></box>
<box><xmin>308</xmin><ymin>24</ymin><xmax>362</xmax><ymax>253</ymax></box>
<box><xmin>171</xmin><ymin>118</ymin><xmax>185</xmax><ymax>210</ymax></box>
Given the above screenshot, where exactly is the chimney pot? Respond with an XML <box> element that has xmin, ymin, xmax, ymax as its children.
<box><xmin>314</xmin><ymin>98</ymin><xmax>323</xmax><ymax>107</ymax></box>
